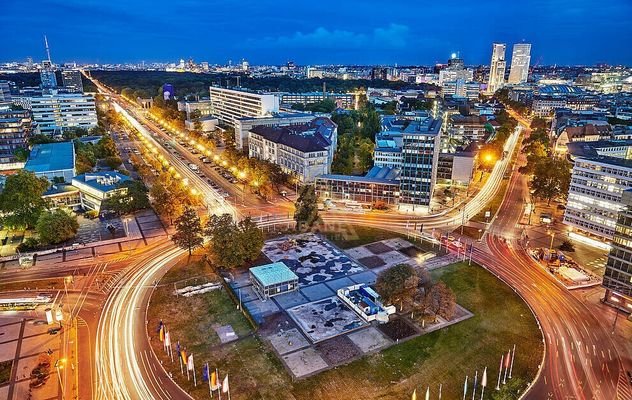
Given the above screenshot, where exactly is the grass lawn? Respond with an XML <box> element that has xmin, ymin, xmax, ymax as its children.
<box><xmin>149</xmin><ymin>257</ymin><xmax>542</xmax><ymax>399</ymax></box>
<box><xmin>0</xmin><ymin>359</ymin><xmax>12</xmax><ymax>385</ymax></box>
<box><xmin>322</xmin><ymin>224</ymin><xmax>446</xmax><ymax>255</ymax></box>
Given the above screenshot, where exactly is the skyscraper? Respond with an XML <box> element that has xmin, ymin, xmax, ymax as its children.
<box><xmin>40</xmin><ymin>61</ymin><xmax>57</xmax><ymax>90</ymax></box>
<box><xmin>61</xmin><ymin>69</ymin><xmax>84</xmax><ymax>93</ymax></box>
<box><xmin>487</xmin><ymin>43</ymin><xmax>506</xmax><ymax>94</ymax></box>
<box><xmin>508</xmin><ymin>43</ymin><xmax>532</xmax><ymax>84</ymax></box>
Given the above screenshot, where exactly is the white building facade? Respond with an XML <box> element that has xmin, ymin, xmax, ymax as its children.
<box><xmin>30</xmin><ymin>93</ymin><xmax>97</xmax><ymax>135</ymax></box>
<box><xmin>208</xmin><ymin>86</ymin><xmax>279</xmax><ymax>127</ymax></box>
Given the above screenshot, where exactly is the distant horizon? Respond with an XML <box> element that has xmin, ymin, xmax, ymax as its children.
<box><xmin>2</xmin><ymin>0</ymin><xmax>631</xmax><ymax>65</ymax></box>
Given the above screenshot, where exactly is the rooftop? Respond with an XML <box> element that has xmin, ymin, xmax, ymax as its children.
<box><xmin>250</xmin><ymin>262</ymin><xmax>299</xmax><ymax>287</ymax></box>
<box><xmin>25</xmin><ymin>142</ymin><xmax>75</xmax><ymax>173</ymax></box>
<box><xmin>250</xmin><ymin>117</ymin><xmax>336</xmax><ymax>153</ymax></box>
<box><xmin>72</xmin><ymin>171</ymin><xmax>131</xmax><ymax>192</ymax></box>
<box><xmin>317</xmin><ymin>166</ymin><xmax>401</xmax><ymax>185</ymax></box>
<box><xmin>566</xmin><ymin>139</ymin><xmax>632</xmax><ymax>158</ymax></box>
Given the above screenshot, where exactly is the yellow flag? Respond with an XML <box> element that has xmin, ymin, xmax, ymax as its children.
<box><xmin>412</xmin><ymin>389</ymin><xmax>417</xmax><ymax>400</ymax></box>
<box><xmin>159</xmin><ymin>325</ymin><xmax>164</xmax><ymax>342</ymax></box>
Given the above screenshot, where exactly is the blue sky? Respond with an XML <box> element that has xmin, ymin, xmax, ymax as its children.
<box><xmin>1</xmin><ymin>0</ymin><xmax>631</xmax><ymax>65</ymax></box>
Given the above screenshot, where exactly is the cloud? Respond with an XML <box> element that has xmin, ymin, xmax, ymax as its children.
<box><xmin>251</xmin><ymin>24</ymin><xmax>410</xmax><ymax>51</ymax></box>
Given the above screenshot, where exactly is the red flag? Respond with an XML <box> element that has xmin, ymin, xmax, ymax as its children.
<box><xmin>504</xmin><ymin>350</ymin><xmax>511</xmax><ymax>368</ymax></box>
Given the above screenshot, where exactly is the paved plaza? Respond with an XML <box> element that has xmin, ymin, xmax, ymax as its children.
<box><xmin>227</xmin><ymin>233</ymin><xmax>469</xmax><ymax>379</ymax></box>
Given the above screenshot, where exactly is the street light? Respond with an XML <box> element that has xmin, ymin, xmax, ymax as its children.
<box><xmin>548</xmin><ymin>231</ymin><xmax>556</xmax><ymax>261</ymax></box>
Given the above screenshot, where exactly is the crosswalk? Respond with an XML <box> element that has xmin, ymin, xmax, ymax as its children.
<box><xmin>617</xmin><ymin>368</ymin><xmax>632</xmax><ymax>400</ymax></box>
<box><xmin>95</xmin><ymin>270</ymin><xmax>127</xmax><ymax>294</ymax></box>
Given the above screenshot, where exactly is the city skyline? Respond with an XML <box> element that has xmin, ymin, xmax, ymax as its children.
<box><xmin>1</xmin><ymin>0</ymin><xmax>631</xmax><ymax>65</ymax></box>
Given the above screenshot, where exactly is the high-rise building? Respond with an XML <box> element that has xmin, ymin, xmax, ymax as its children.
<box><xmin>30</xmin><ymin>93</ymin><xmax>97</xmax><ymax>135</ymax></box>
<box><xmin>371</xmin><ymin>67</ymin><xmax>388</xmax><ymax>80</ymax></box>
<box><xmin>40</xmin><ymin>61</ymin><xmax>57</xmax><ymax>90</ymax></box>
<box><xmin>603</xmin><ymin>188</ymin><xmax>632</xmax><ymax>312</ymax></box>
<box><xmin>0</xmin><ymin>81</ymin><xmax>11</xmax><ymax>101</ymax></box>
<box><xmin>399</xmin><ymin>118</ymin><xmax>442</xmax><ymax>211</ymax></box>
<box><xmin>508</xmin><ymin>43</ymin><xmax>531</xmax><ymax>84</ymax></box>
<box><xmin>487</xmin><ymin>43</ymin><xmax>506</xmax><ymax>94</ymax></box>
<box><xmin>0</xmin><ymin>103</ymin><xmax>32</xmax><ymax>169</ymax></box>
<box><xmin>61</xmin><ymin>69</ymin><xmax>84</xmax><ymax>93</ymax></box>
<box><xmin>209</xmin><ymin>86</ymin><xmax>279</xmax><ymax>127</ymax></box>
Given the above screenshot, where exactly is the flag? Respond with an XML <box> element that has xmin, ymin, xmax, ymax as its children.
<box><xmin>164</xmin><ymin>331</ymin><xmax>171</xmax><ymax>348</ymax></box>
<box><xmin>180</xmin><ymin>349</ymin><xmax>187</xmax><ymax>365</ymax></box>
<box><xmin>222</xmin><ymin>374</ymin><xmax>229</xmax><ymax>393</ymax></box>
<box><xmin>411</xmin><ymin>389</ymin><xmax>416</xmax><ymax>400</ymax></box>
<box><xmin>202</xmin><ymin>364</ymin><xmax>209</xmax><ymax>382</ymax></box>
<box><xmin>187</xmin><ymin>354</ymin><xmax>194</xmax><ymax>371</ymax></box>
<box><xmin>157</xmin><ymin>319</ymin><xmax>163</xmax><ymax>333</ymax></box>
<box><xmin>504</xmin><ymin>350</ymin><xmax>511</xmax><ymax>368</ymax></box>
<box><xmin>481</xmin><ymin>367</ymin><xmax>487</xmax><ymax>387</ymax></box>
<box><xmin>176</xmin><ymin>341</ymin><xmax>181</xmax><ymax>354</ymax></box>
<box><xmin>159</xmin><ymin>325</ymin><xmax>164</xmax><ymax>342</ymax></box>
<box><xmin>463</xmin><ymin>376</ymin><xmax>468</xmax><ymax>396</ymax></box>
<box><xmin>425</xmin><ymin>387</ymin><xmax>429</xmax><ymax>400</ymax></box>
<box><xmin>211</xmin><ymin>371</ymin><xmax>218</xmax><ymax>390</ymax></box>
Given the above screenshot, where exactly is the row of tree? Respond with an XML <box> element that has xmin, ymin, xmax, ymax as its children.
<box><xmin>518</xmin><ymin>117</ymin><xmax>571</xmax><ymax>204</ymax></box>
<box><xmin>171</xmin><ymin>208</ymin><xmax>264</xmax><ymax>267</ymax></box>
<box><xmin>330</xmin><ymin>105</ymin><xmax>381</xmax><ymax>174</ymax></box>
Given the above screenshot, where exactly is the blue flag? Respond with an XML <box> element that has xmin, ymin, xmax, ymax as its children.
<box><xmin>176</xmin><ymin>341</ymin><xmax>181</xmax><ymax>353</ymax></box>
<box><xmin>202</xmin><ymin>364</ymin><xmax>209</xmax><ymax>382</ymax></box>
<box><xmin>156</xmin><ymin>319</ymin><xmax>163</xmax><ymax>333</ymax></box>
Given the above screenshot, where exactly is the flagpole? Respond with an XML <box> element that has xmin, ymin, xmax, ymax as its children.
<box><xmin>217</xmin><ymin>368</ymin><xmax>222</xmax><ymax>400</ymax></box>
<box><xmin>509</xmin><ymin>344</ymin><xmax>516</xmax><ymax>379</ymax></box>
<box><xmin>207</xmin><ymin>363</ymin><xmax>212</xmax><ymax>398</ymax></box>
<box><xmin>471</xmin><ymin>370</ymin><xmax>477</xmax><ymax>400</ymax></box>
<box><xmin>503</xmin><ymin>350</ymin><xmax>509</xmax><ymax>384</ymax></box>
<box><xmin>480</xmin><ymin>367</ymin><xmax>487</xmax><ymax>400</ymax></box>
<box><xmin>192</xmin><ymin>354</ymin><xmax>197</xmax><ymax>387</ymax></box>
<box><xmin>169</xmin><ymin>343</ymin><xmax>173</xmax><ymax>363</ymax></box>
<box><xmin>463</xmin><ymin>375</ymin><xmax>468</xmax><ymax>400</ymax></box>
<box><xmin>496</xmin><ymin>355</ymin><xmax>503</xmax><ymax>390</ymax></box>
<box><xmin>227</xmin><ymin>374</ymin><xmax>231</xmax><ymax>400</ymax></box>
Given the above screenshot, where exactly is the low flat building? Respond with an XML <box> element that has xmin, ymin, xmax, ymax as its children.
<box><xmin>42</xmin><ymin>184</ymin><xmax>81</xmax><ymax>210</ymax></box>
<box><xmin>25</xmin><ymin>142</ymin><xmax>76</xmax><ymax>182</ymax></box>
<box><xmin>248</xmin><ymin>117</ymin><xmax>337</xmax><ymax>182</ymax></box>
<box><xmin>280</xmin><ymin>92</ymin><xmax>354</xmax><ymax>109</ymax></box>
<box><xmin>315</xmin><ymin>166</ymin><xmax>401</xmax><ymax>206</ymax></box>
<box><xmin>250</xmin><ymin>262</ymin><xmax>299</xmax><ymax>300</ymax></box>
<box><xmin>337</xmin><ymin>284</ymin><xmax>396</xmax><ymax>323</ymax></box>
<box><xmin>71</xmin><ymin>171</ymin><xmax>131</xmax><ymax>211</ymax></box>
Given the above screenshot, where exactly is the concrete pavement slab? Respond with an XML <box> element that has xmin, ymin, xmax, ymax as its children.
<box><xmin>347</xmin><ymin>326</ymin><xmax>391</xmax><ymax>353</ymax></box>
<box><xmin>267</xmin><ymin>328</ymin><xmax>310</xmax><ymax>355</ymax></box>
<box><xmin>282</xmin><ymin>347</ymin><xmax>328</xmax><ymax>378</ymax></box>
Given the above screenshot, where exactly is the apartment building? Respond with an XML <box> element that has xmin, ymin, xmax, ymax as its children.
<box><xmin>248</xmin><ymin>117</ymin><xmax>337</xmax><ymax>182</ymax></box>
<box><xmin>603</xmin><ymin>188</ymin><xmax>632</xmax><ymax>313</ymax></box>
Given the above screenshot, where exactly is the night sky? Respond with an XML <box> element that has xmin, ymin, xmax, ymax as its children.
<box><xmin>1</xmin><ymin>0</ymin><xmax>631</xmax><ymax>66</ymax></box>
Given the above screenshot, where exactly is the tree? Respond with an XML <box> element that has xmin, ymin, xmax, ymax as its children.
<box><xmin>101</xmin><ymin>180</ymin><xmax>150</xmax><ymax>215</ymax></box>
<box><xmin>171</xmin><ymin>206</ymin><xmax>204</xmax><ymax>256</ymax></box>
<box><xmin>205</xmin><ymin>214</ymin><xmax>263</xmax><ymax>269</ymax></box>
<box><xmin>530</xmin><ymin>157</ymin><xmax>571</xmax><ymax>204</ymax></box>
<box><xmin>491</xmin><ymin>378</ymin><xmax>527</xmax><ymax>400</ymax></box>
<box><xmin>36</xmin><ymin>209</ymin><xmax>79</xmax><ymax>245</ymax></box>
<box><xmin>150</xmin><ymin>179</ymin><xmax>183</xmax><ymax>224</ymax></box>
<box><xmin>13</xmin><ymin>147</ymin><xmax>29</xmax><ymax>162</ymax></box>
<box><xmin>205</xmin><ymin>214</ymin><xmax>242</xmax><ymax>268</ymax></box>
<box><xmin>421</xmin><ymin>281</ymin><xmax>456</xmax><ymax>322</ymax></box>
<box><xmin>0</xmin><ymin>171</ymin><xmax>50</xmax><ymax>229</ymax></box>
<box><xmin>294</xmin><ymin>184</ymin><xmax>320</xmax><ymax>231</ymax></box>
<box><xmin>237</xmin><ymin>217</ymin><xmax>264</xmax><ymax>264</ymax></box>
<box><xmin>375</xmin><ymin>264</ymin><xmax>420</xmax><ymax>308</ymax></box>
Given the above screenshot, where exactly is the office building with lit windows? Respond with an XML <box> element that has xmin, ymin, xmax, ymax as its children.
<box><xmin>508</xmin><ymin>43</ymin><xmax>531</xmax><ymax>84</ymax></box>
<box><xmin>30</xmin><ymin>93</ymin><xmax>97</xmax><ymax>135</ymax></box>
<box><xmin>61</xmin><ymin>69</ymin><xmax>84</xmax><ymax>93</ymax></box>
<box><xmin>487</xmin><ymin>43</ymin><xmax>506</xmax><ymax>94</ymax></box>
<box><xmin>208</xmin><ymin>86</ymin><xmax>279</xmax><ymax>127</ymax></box>
<box><xmin>564</xmin><ymin>151</ymin><xmax>632</xmax><ymax>240</ymax></box>
<box><xmin>603</xmin><ymin>188</ymin><xmax>632</xmax><ymax>313</ymax></box>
